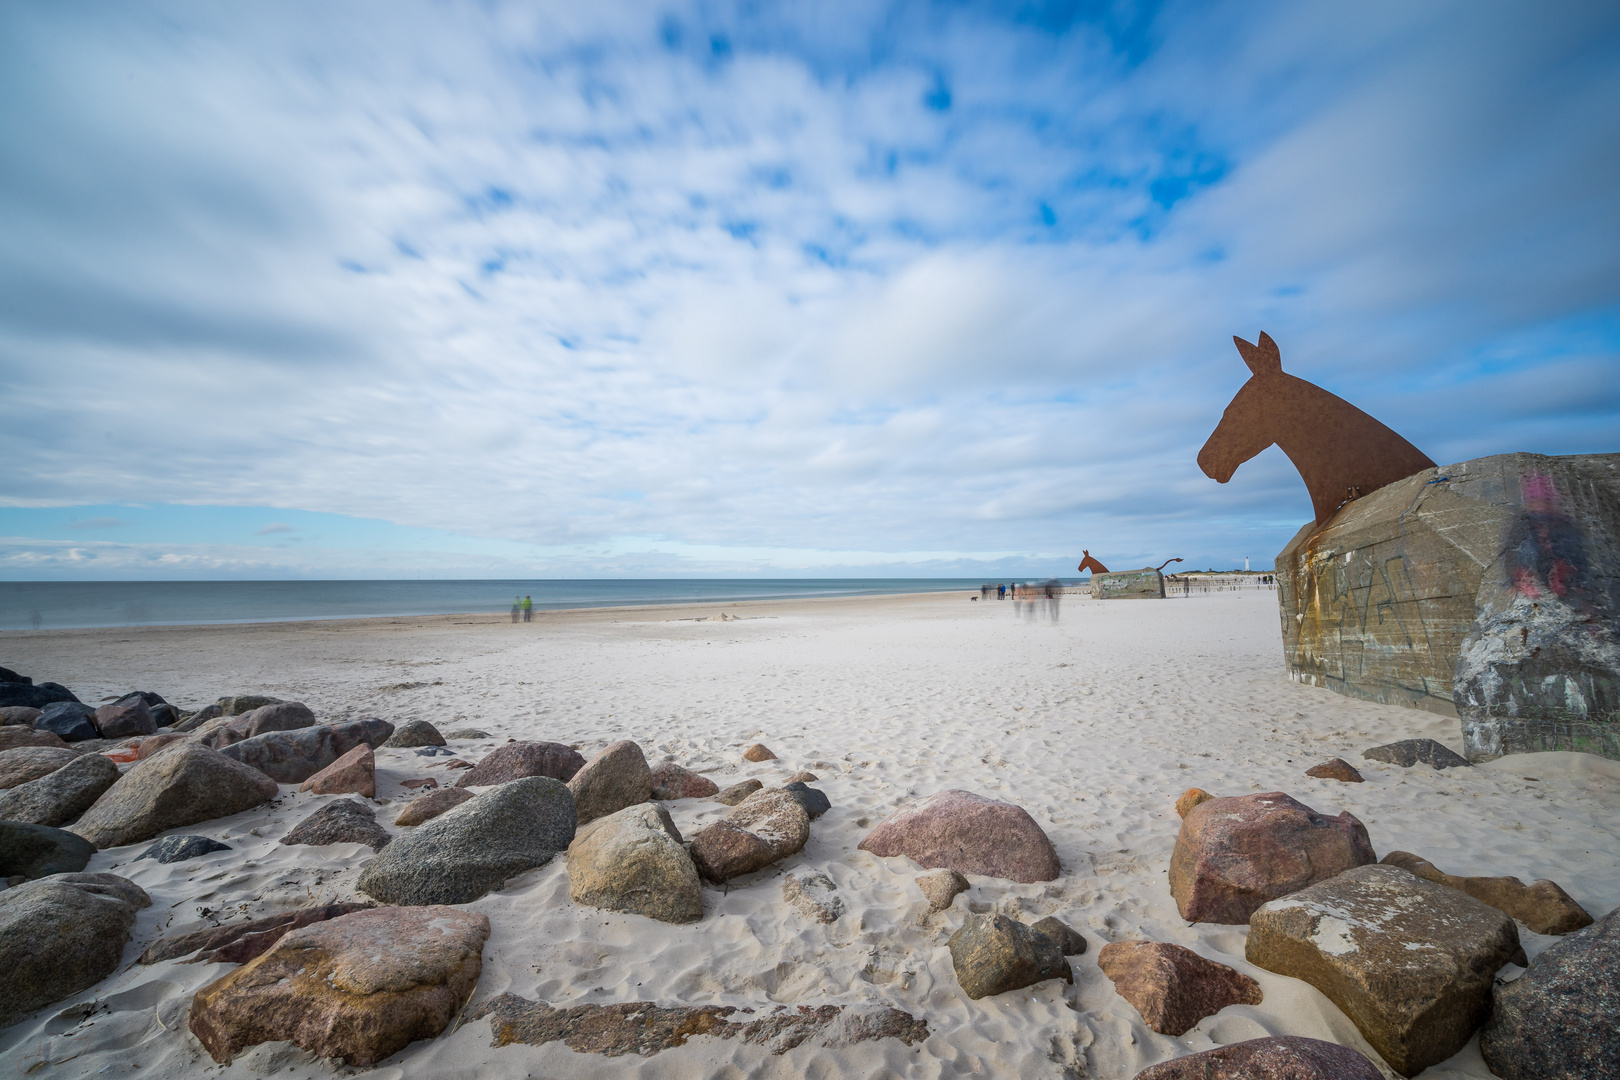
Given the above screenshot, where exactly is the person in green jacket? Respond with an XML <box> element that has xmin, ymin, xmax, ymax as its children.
<box><xmin>522</xmin><ymin>595</ymin><xmax>533</xmax><ymax>622</ymax></box>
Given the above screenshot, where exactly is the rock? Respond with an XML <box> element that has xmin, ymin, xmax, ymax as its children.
<box><xmin>649</xmin><ymin>761</ymin><xmax>719</xmax><ymax>800</ymax></box>
<box><xmin>281</xmin><ymin>799</ymin><xmax>390</xmax><ymax>851</ymax></box>
<box><xmin>394</xmin><ymin>786</ymin><xmax>475</xmax><ymax>826</ymax></box>
<box><xmin>188</xmin><ymin>905</ymin><xmax>489</xmax><ymax>1066</ymax></box>
<box><xmin>0</xmin><ymin>725</ymin><xmax>68</xmax><ymax>751</ymax></box>
<box><xmin>70</xmin><ymin>744</ymin><xmax>280</xmax><ymax>849</ymax></box>
<box><xmin>782</xmin><ymin>781</ymin><xmax>830</xmax><ymax>819</ymax></box>
<box><xmin>0</xmin><ymin>745</ymin><xmax>81</xmax><ymax>788</ymax></box>
<box><xmin>34</xmin><ymin>701</ymin><xmax>98</xmax><ymax>741</ymax></box>
<box><xmin>444</xmin><ymin>757</ymin><xmax>473</xmax><ymax>769</ymax></box>
<box><xmin>566</xmin><ymin>803</ymin><xmax>701</xmax><ymax>923</ymax></box>
<box><xmin>94</xmin><ymin>696</ymin><xmax>158</xmax><ymax>739</ymax></box>
<box><xmin>688</xmin><ymin>787</ymin><xmax>810</xmax><ymax>883</ymax></box>
<box><xmin>169</xmin><ymin>702</ymin><xmax>223</xmax><ymax>732</ymax></box>
<box><xmin>713</xmin><ymin>778</ymin><xmax>763</xmax><ymax>805</ymax></box>
<box><xmin>1174</xmin><ymin>788</ymin><xmax>1213</xmax><ymax>817</ymax></box>
<box><xmin>298</xmin><ymin>743</ymin><xmax>376</xmax><ymax>797</ymax></box>
<box><xmin>918</xmin><ymin>869</ymin><xmax>969</xmax><ymax>912</ymax></box>
<box><xmin>1031</xmin><ymin>916</ymin><xmax>1088</xmax><ymax>955</ymax></box>
<box><xmin>0</xmin><ymin>873</ymin><xmax>152</xmax><ymax>1028</ymax></box>
<box><xmin>1169</xmin><ymin>791</ymin><xmax>1377</xmax><ymax>924</ymax></box>
<box><xmin>149</xmin><ymin>702</ymin><xmax>182</xmax><ymax>727</ymax></box>
<box><xmin>401</xmin><ymin>777</ymin><xmax>437</xmax><ymax>789</ymax></box>
<box><xmin>948</xmin><ymin>913</ymin><xmax>1073</xmax><ymax>999</ymax></box>
<box><xmin>784</xmin><ymin>770</ymin><xmax>819</xmax><ymax>784</ymax></box>
<box><xmin>218</xmin><ymin>718</ymin><xmax>394</xmax><ymax>783</ymax></box>
<box><xmin>217</xmin><ymin>694</ymin><xmax>285</xmax><ymax>715</ymax></box>
<box><xmin>0</xmin><ymin>820</ymin><xmax>96</xmax><ymax>879</ymax></box>
<box><xmin>1363</xmin><ymin>738</ymin><xmax>1470</xmax><ymax>769</ymax></box>
<box><xmin>0</xmin><ymin>752</ymin><xmax>121</xmax><ymax>826</ymax></box>
<box><xmin>138</xmin><ymin>834</ymin><xmax>231</xmax><ymax>864</ymax></box>
<box><xmin>1304</xmin><ymin>757</ymin><xmax>1364</xmax><ymax>782</ymax></box>
<box><xmin>858</xmin><ymin>789</ymin><xmax>1061</xmax><ymax>884</ymax></box>
<box><xmin>198</xmin><ymin>701</ymin><xmax>319</xmax><ymax>749</ymax></box>
<box><xmin>1131</xmin><ymin>1036</ymin><xmax>1384</xmax><ymax>1080</ymax></box>
<box><xmin>357</xmin><ymin>776</ymin><xmax>575</xmax><ymax>905</ymax></box>
<box><xmin>0</xmin><ymin>665</ymin><xmax>26</xmax><ymax>684</ymax></box>
<box><xmin>454</xmin><ymin>740</ymin><xmax>585</xmax><ymax>787</ymax></box>
<box><xmin>0</xmin><ymin>680</ymin><xmax>78</xmax><ymax>710</ymax></box>
<box><xmin>742</xmin><ymin>743</ymin><xmax>777</xmax><ymax>762</ymax></box>
<box><xmin>139</xmin><ymin>901</ymin><xmax>373</xmax><ymax>964</ymax></box>
<box><xmin>1247</xmin><ymin>863</ymin><xmax>1524</xmax><ymax>1077</ymax></box>
<box><xmin>134</xmin><ymin>731</ymin><xmax>186</xmax><ymax>758</ymax></box>
<box><xmin>383</xmin><ymin>719</ymin><xmax>446</xmax><ymax>748</ymax></box>
<box><xmin>782</xmin><ymin>871</ymin><xmax>844</xmax><ymax>923</ymax></box>
<box><xmin>1380</xmin><ymin>851</ymin><xmax>1593</xmax><ymax>935</ymax></box>
<box><xmin>444</xmin><ymin>728</ymin><xmax>490</xmax><ymax>739</ymax></box>
<box><xmin>415</xmin><ymin>745</ymin><xmax>454</xmax><ymax>756</ymax></box>
<box><xmin>1097</xmin><ymin>941</ymin><xmax>1262</xmax><ymax>1036</ymax></box>
<box><xmin>0</xmin><ymin>705</ymin><xmax>41</xmax><ymax>727</ymax></box>
<box><xmin>1480</xmin><ymin>904</ymin><xmax>1620</xmax><ymax>1080</ymax></box>
<box><xmin>566</xmin><ymin>739</ymin><xmax>654</xmax><ymax>825</ymax></box>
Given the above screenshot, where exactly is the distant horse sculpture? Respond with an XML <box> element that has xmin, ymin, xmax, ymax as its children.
<box><xmin>1197</xmin><ymin>332</ymin><xmax>1435</xmax><ymax>526</ymax></box>
<box><xmin>1078</xmin><ymin>550</ymin><xmax>1109</xmax><ymax>575</ymax></box>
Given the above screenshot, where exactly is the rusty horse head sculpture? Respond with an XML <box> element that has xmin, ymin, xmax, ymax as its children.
<box><xmin>1078</xmin><ymin>550</ymin><xmax>1109</xmax><ymax>575</ymax></box>
<box><xmin>1197</xmin><ymin>332</ymin><xmax>1435</xmax><ymax>526</ymax></box>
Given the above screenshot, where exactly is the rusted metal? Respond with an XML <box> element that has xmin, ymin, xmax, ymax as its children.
<box><xmin>1077</xmin><ymin>550</ymin><xmax>1109</xmax><ymax>575</ymax></box>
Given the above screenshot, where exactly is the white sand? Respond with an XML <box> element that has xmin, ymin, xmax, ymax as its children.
<box><xmin>1</xmin><ymin>590</ymin><xmax>1615</xmax><ymax>1080</ymax></box>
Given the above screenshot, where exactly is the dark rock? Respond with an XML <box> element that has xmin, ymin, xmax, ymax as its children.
<box><xmin>0</xmin><ymin>821</ymin><xmax>96</xmax><ymax>879</ymax></box>
<box><xmin>0</xmin><ymin>680</ymin><xmax>78</xmax><ymax>710</ymax></box>
<box><xmin>1363</xmin><ymin>738</ymin><xmax>1470</xmax><ymax>769</ymax></box>
<box><xmin>1131</xmin><ymin>1036</ymin><xmax>1384</xmax><ymax>1080</ymax></box>
<box><xmin>566</xmin><ymin>739</ymin><xmax>654</xmax><ymax>825</ymax></box>
<box><xmin>713</xmin><ymin>778</ymin><xmax>763</xmax><ymax>805</ymax></box>
<box><xmin>566</xmin><ymin>803</ymin><xmax>701</xmax><ymax>923</ymax></box>
<box><xmin>649</xmin><ymin>761</ymin><xmax>719</xmax><ymax>800</ymax></box>
<box><xmin>94</xmin><ymin>696</ymin><xmax>158</xmax><ymax>739</ymax></box>
<box><xmin>1481</xmin><ymin>904</ymin><xmax>1620</xmax><ymax>1080</ymax></box>
<box><xmin>948</xmin><ymin>912</ymin><xmax>1073</xmax><ymax>999</ymax></box>
<box><xmin>70</xmin><ymin>743</ymin><xmax>280</xmax><ymax>849</ymax></box>
<box><xmin>0</xmin><ymin>745</ymin><xmax>81</xmax><ymax>788</ymax></box>
<box><xmin>138</xmin><ymin>834</ymin><xmax>231</xmax><ymax>865</ymax></box>
<box><xmin>858</xmin><ymin>789</ymin><xmax>1061</xmax><ymax>883</ymax></box>
<box><xmin>149</xmin><ymin>702</ymin><xmax>182</xmax><ymax>727</ymax></box>
<box><xmin>688</xmin><ymin>788</ymin><xmax>810</xmax><ymax>883</ymax></box>
<box><xmin>138</xmin><ymin>901</ymin><xmax>372</xmax><ymax>964</ymax></box>
<box><xmin>1097</xmin><ymin>940</ymin><xmax>1262</xmax><ymax>1036</ymax></box>
<box><xmin>415</xmin><ymin>745</ymin><xmax>453</xmax><ymax>756</ymax></box>
<box><xmin>0</xmin><ymin>705</ymin><xmax>41</xmax><ymax>727</ymax></box>
<box><xmin>0</xmin><ymin>873</ymin><xmax>151</xmax><ymax>1028</ymax></box>
<box><xmin>1381</xmin><ymin>850</ymin><xmax>1593</xmax><ymax>935</ymax></box>
<box><xmin>169</xmin><ymin>703</ymin><xmax>223</xmax><ymax>732</ymax></box>
<box><xmin>393</xmin><ymin>786</ymin><xmax>474</xmax><ymax>826</ymax></box>
<box><xmin>1169</xmin><ymin>791</ymin><xmax>1376</xmax><ymax>924</ymax></box>
<box><xmin>1247</xmin><ymin>863</ymin><xmax>1524</xmax><ymax>1077</ymax></box>
<box><xmin>217</xmin><ymin>718</ymin><xmax>393</xmax><ymax>783</ymax></box>
<box><xmin>1031</xmin><ymin>916</ymin><xmax>1087</xmax><ymax>956</ymax></box>
<box><xmin>918</xmin><ymin>869</ymin><xmax>969</xmax><ymax>912</ymax></box>
<box><xmin>454</xmin><ymin>740</ymin><xmax>585</xmax><ymax>787</ymax></box>
<box><xmin>281</xmin><ymin>799</ymin><xmax>390</xmax><ymax>851</ymax></box>
<box><xmin>1304</xmin><ymin>757</ymin><xmax>1364</xmax><ymax>782</ymax></box>
<box><xmin>782</xmin><ymin>781</ymin><xmax>830</xmax><ymax>819</ymax></box>
<box><xmin>383</xmin><ymin>719</ymin><xmax>446</xmax><ymax>748</ymax></box>
<box><xmin>0</xmin><ymin>752</ymin><xmax>121</xmax><ymax>826</ymax></box>
<box><xmin>357</xmin><ymin>776</ymin><xmax>575</xmax><ymax>905</ymax></box>
<box><xmin>34</xmin><ymin>701</ymin><xmax>98</xmax><ymax>741</ymax></box>
<box><xmin>0</xmin><ymin>665</ymin><xmax>28</xmax><ymax>684</ymax></box>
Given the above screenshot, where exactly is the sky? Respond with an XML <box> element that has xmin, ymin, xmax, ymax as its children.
<box><xmin>1</xmin><ymin>0</ymin><xmax>1617</xmax><ymax>580</ymax></box>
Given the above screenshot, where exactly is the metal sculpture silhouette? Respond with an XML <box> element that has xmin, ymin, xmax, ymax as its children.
<box><xmin>1078</xmin><ymin>551</ymin><xmax>1109</xmax><ymax>575</ymax></box>
<box><xmin>1197</xmin><ymin>332</ymin><xmax>1436</xmax><ymax>526</ymax></box>
<box><xmin>1155</xmin><ymin>558</ymin><xmax>1183</xmax><ymax>573</ymax></box>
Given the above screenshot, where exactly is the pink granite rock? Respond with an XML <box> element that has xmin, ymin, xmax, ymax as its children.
<box><xmin>858</xmin><ymin>789</ymin><xmax>1060</xmax><ymax>883</ymax></box>
<box><xmin>649</xmin><ymin>762</ymin><xmax>719</xmax><ymax>800</ymax></box>
<box><xmin>1097</xmin><ymin>941</ymin><xmax>1262</xmax><ymax>1036</ymax></box>
<box><xmin>394</xmin><ymin>786</ymin><xmax>475</xmax><ymax>826</ymax></box>
<box><xmin>1132</xmin><ymin>1036</ymin><xmax>1383</xmax><ymax>1080</ymax></box>
<box><xmin>455</xmin><ymin>740</ymin><xmax>585</xmax><ymax>787</ymax></box>
<box><xmin>299</xmin><ymin>744</ymin><xmax>376</xmax><ymax>797</ymax></box>
<box><xmin>1169</xmin><ymin>791</ymin><xmax>1376</xmax><ymax>924</ymax></box>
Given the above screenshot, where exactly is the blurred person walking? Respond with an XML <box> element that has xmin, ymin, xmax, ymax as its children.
<box><xmin>522</xmin><ymin>595</ymin><xmax>533</xmax><ymax>622</ymax></box>
<box><xmin>511</xmin><ymin>595</ymin><xmax>521</xmax><ymax>622</ymax></box>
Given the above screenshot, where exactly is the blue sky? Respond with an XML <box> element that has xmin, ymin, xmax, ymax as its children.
<box><xmin>1</xmin><ymin>1</ymin><xmax>1617</xmax><ymax>579</ymax></box>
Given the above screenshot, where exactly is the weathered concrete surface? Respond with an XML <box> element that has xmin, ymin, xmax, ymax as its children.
<box><xmin>1092</xmin><ymin>568</ymin><xmax>1166</xmax><ymax>599</ymax></box>
<box><xmin>1275</xmin><ymin>452</ymin><xmax>1620</xmax><ymax>761</ymax></box>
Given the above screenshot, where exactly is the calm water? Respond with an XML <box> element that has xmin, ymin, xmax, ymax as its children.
<box><xmin>0</xmin><ymin>579</ymin><xmax>1012</xmax><ymax>631</ymax></box>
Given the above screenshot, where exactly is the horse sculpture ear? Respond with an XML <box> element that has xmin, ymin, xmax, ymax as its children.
<box><xmin>1234</xmin><ymin>332</ymin><xmax>1283</xmax><ymax>377</ymax></box>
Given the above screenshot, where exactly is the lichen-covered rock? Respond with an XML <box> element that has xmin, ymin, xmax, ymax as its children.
<box><xmin>1174</xmin><ymin>788</ymin><xmax>1214</xmax><ymax>817</ymax></box>
<box><xmin>1097</xmin><ymin>941</ymin><xmax>1262</xmax><ymax>1036</ymax></box>
<box><xmin>383</xmin><ymin>719</ymin><xmax>446</xmax><ymax>748</ymax></box>
<box><xmin>1169</xmin><ymin>791</ymin><xmax>1376</xmax><ymax>924</ymax></box>
<box><xmin>0</xmin><ymin>745</ymin><xmax>81</xmax><ymax>788</ymax></box>
<box><xmin>70</xmin><ymin>744</ymin><xmax>279</xmax><ymax>849</ymax></box>
<box><xmin>1132</xmin><ymin>1036</ymin><xmax>1384</xmax><ymax>1080</ymax></box>
<box><xmin>782</xmin><ymin>872</ymin><xmax>844</xmax><ymax>923</ymax></box>
<box><xmin>1380</xmin><ymin>851</ymin><xmax>1592</xmax><ymax>935</ymax></box>
<box><xmin>298</xmin><ymin>743</ymin><xmax>376</xmax><ymax>797</ymax></box>
<box><xmin>918</xmin><ymin>869</ymin><xmax>969</xmax><ymax>912</ymax></box>
<box><xmin>1304</xmin><ymin>758</ymin><xmax>1364</xmax><ymax>782</ymax></box>
<box><xmin>454</xmin><ymin>740</ymin><xmax>585</xmax><ymax>787</ymax></box>
<box><xmin>137</xmin><ymin>834</ymin><xmax>231</xmax><ymax>864</ymax></box>
<box><xmin>566</xmin><ymin>739</ymin><xmax>654</xmax><ymax>825</ymax></box>
<box><xmin>948</xmin><ymin>913</ymin><xmax>1072</xmax><ymax>999</ymax></box>
<box><xmin>566</xmin><ymin>803</ymin><xmax>701</xmax><ymax>923</ymax></box>
<box><xmin>0</xmin><ymin>820</ymin><xmax>96</xmax><ymax>879</ymax></box>
<box><xmin>648</xmin><ymin>761</ymin><xmax>719</xmax><ymax>800</ymax></box>
<box><xmin>281</xmin><ymin>799</ymin><xmax>391</xmax><ymax>851</ymax></box>
<box><xmin>394</xmin><ymin>786</ymin><xmax>475</xmax><ymax>826</ymax></box>
<box><xmin>860</xmin><ymin>789</ymin><xmax>1060</xmax><ymax>883</ymax></box>
<box><xmin>0</xmin><ymin>751</ymin><xmax>120</xmax><ymax>826</ymax></box>
<box><xmin>713</xmin><ymin>778</ymin><xmax>762</xmax><ymax>805</ymax></box>
<box><xmin>188</xmin><ymin>906</ymin><xmax>489</xmax><ymax>1066</ymax></box>
<box><xmin>0</xmin><ymin>873</ymin><xmax>151</xmax><ymax>1028</ymax></box>
<box><xmin>1247</xmin><ymin>864</ymin><xmax>1524</xmax><ymax>1077</ymax></box>
<box><xmin>1363</xmin><ymin>738</ymin><xmax>1470</xmax><ymax>769</ymax></box>
<box><xmin>217</xmin><ymin>719</ymin><xmax>393</xmax><ymax>783</ymax></box>
<box><xmin>688</xmin><ymin>787</ymin><xmax>810</xmax><ymax>883</ymax></box>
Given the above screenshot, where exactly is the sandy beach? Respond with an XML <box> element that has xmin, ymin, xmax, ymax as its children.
<box><xmin>1</xmin><ymin>589</ymin><xmax>1615</xmax><ymax>1080</ymax></box>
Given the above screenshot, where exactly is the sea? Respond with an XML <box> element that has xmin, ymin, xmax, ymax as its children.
<box><xmin>0</xmin><ymin>579</ymin><xmax>1032</xmax><ymax>631</ymax></box>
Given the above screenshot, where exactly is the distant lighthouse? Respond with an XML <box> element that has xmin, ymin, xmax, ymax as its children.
<box><xmin>1244</xmin><ymin>556</ymin><xmax>1250</xmax><ymax>572</ymax></box>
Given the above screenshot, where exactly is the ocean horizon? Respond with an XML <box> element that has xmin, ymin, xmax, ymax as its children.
<box><xmin>0</xmin><ymin>578</ymin><xmax>1071</xmax><ymax>631</ymax></box>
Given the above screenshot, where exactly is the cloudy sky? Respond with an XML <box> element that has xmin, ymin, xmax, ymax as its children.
<box><xmin>1</xmin><ymin>1</ymin><xmax>1616</xmax><ymax>580</ymax></box>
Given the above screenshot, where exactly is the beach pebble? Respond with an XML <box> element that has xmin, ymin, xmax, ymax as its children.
<box><xmin>69</xmin><ymin>744</ymin><xmax>279</xmax><ymax>849</ymax></box>
<box><xmin>0</xmin><ymin>725</ymin><xmax>69</xmax><ymax>752</ymax></box>
<box><xmin>0</xmin><ymin>680</ymin><xmax>79</xmax><ymax>711</ymax></box>
<box><xmin>1174</xmin><ymin>787</ymin><xmax>1214</xmax><ymax>817</ymax></box>
<box><xmin>1247</xmin><ymin>864</ymin><xmax>1523</xmax><ymax>1077</ymax></box>
<box><xmin>1097</xmin><ymin>940</ymin><xmax>1261</xmax><ymax>1036</ymax></box>
<box><xmin>1304</xmin><ymin>757</ymin><xmax>1364</xmax><ymax>782</ymax></box>
<box><xmin>1362</xmin><ymin>738</ymin><xmax>1470</xmax><ymax>770</ymax></box>
<box><xmin>0</xmin><ymin>820</ymin><xmax>96</xmax><ymax>880</ymax></box>
<box><xmin>444</xmin><ymin>757</ymin><xmax>473</xmax><ymax>769</ymax></box>
<box><xmin>742</xmin><ymin>743</ymin><xmax>777</xmax><ymax>762</ymax></box>
<box><xmin>196</xmin><ymin>701</ymin><xmax>318</xmax><ymax>749</ymax></box>
<box><xmin>217</xmin><ymin>718</ymin><xmax>394</xmax><ymax>784</ymax></box>
<box><xmin>649</xmin><ymin>761</ymin><xmax>719</xmax><ymax>800</ymax></box>
<box><xmin>188</xmin><ymin>905</ymin><xmax>489</xmax><ymax>1066</ymax></box>
<box><xmin>1381</xmin><ymin>850</ymin><xmax>1592</xmax><ymax>935</ymax></box>
<box><xmin>393</xmin><ymin>786</ymin><xmax>474</xmax><ymax>826</ymax></box>
<box><xmin>1169</xmin><ymin>791</ymin><xmax>1376</xmax><ymax>924</ymax></box>
<box><xmin>713</xmin><ymin>778</ymin><xmax>763</xmax><ymax>805</ymax></box>
<box><xmin>688</xmin><ymin>787</ymin><xmax>810</xmax><ymax>883</ymax></box>
<box><xmin>93</xmin><ymin>696</ymin><xmax>158</xmax><ymax>740</ymax></box>
<box><xmin>859</xmin><ymin>789</ymin><xmax>1061</xmax><ymax>884</ymax></box>
<box><xmin>0</xmin><ymin>872</ymin><xmax>151</xmax><ymax>1029</ymax></box>
<box><xmin>0</xmin><ymin>745</ymin><xmax>81</xmax><ymax>789</ymax></box>
<box><xmin>0</xmin><ymin>752</ymin><xmax>121</xmax><ymax>827</ymax></box>
<box><xmin>358</xmin><ymin>775</ymin><xmax>575</xmax><ymax>905</ymax></box>
<box><xmin>415</xmin><ymin>745</ymin><xmax>454</xmax><ymax>756</ymax></box>
<box><xmin>298</xmin><ymin>743</ymin><xmax>376</xmax><ymax>798</ymax></box>
<box><xmin>784</xmin><ymin>770</ymin><xmax>819</xmax><ymax>784</ymax></box>
<box><xmin>782</xmin><ymin>871</ymin><xmax>844</xmax><ymax>923</ymax></box>
<box><xmin>0</xmin><ymin>705</ymin><xmax>42</xmax><ymax>727</ymax></box>
<box><xmin>917</xmin><ymin>869</ymin><xmax>969</xmax><ymax>912</ymax></box>
<box><xmin>384</xmin><ymin>719</ymin><xmax>446</xmax><ymax>748</ymax></box>
<box><xmin>454</xmin><ymin>740</ymin><xmax>584</xmax><ymax>787</ymax></box>
<box><xmin>1130</xmin><ymin>1036</ymin><xmax>1383</xmax><ymax>1080</ymax></box>
<box><xmin>566</xmin><ymin>739</ymin><xmax>654</xmax><ymax>825</ymax></box>
<box><xmin>566</xmin><ymin>802</ymin><xmax>702</xmax><ymax>924</ymax></box>
<box><xmin>782</xmin><ymin>781</ymin><xmax>831</xmax><ymax>819</ymax></box>
<box><xmin>444</xmin><ymin>728</ymin><xmax>490</xmax><ymax>739</ymax></box>
<box><xmin>281</xmin><ymin>798</ymin><xmax>391</xmax><ymax>851</ymax></box>
<box><xmin>1481</xmin><ymin>904</ymin><xmax>1619</xmax><ymax>1080</ymax></box>
<box><xmin>948</xmin><ymin>912</ymin><xmax>1072</xmax><ymax>999</ymax></box>
<box><xmin>1031</xmin><ymin>916</ymin><xmax>1087</xmax><ymax>955</ymax></box>
<box><xmin>140</xmin><ymin>901</ymin><xmax>373</xmax><ymax>965</ymax></box>
<box><xmin>137</xmin><ymin>833</ymin><xmax>231</xmax><ymax>865</ymax></box>
<box><xmin>34</xmin><ymin>701</ymin><xmax>99</xmax><ymax>742</ymax></box>
<box><xmin>401</xmin><ymin>776</ymin><xmax>438</xmax><ymax>789</ymax></box>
